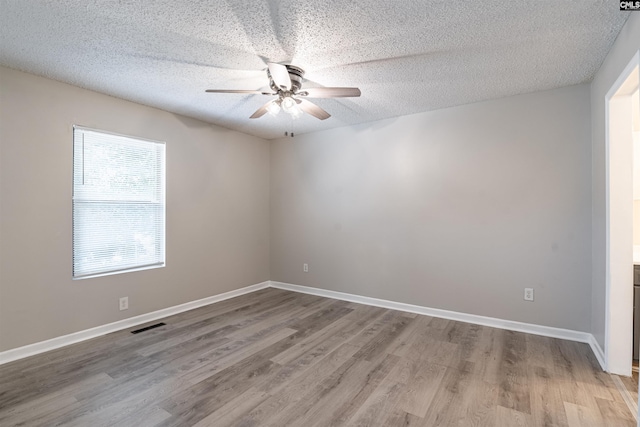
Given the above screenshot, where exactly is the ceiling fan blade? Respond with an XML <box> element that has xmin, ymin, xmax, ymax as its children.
<box><xmin>298</xmin><ymin>87</ymin><xmax>361</xmax><ymax>98</ymax></box>
<box><xmin>296</xmin><ymin>99</ymin><xmax>331</xmax><ymax>120</ymax></box>
<box><xmin>250</xmin><ymin>100</ymin><xmax>275</xmax><ymax>119</ymax></box>
<box><xmin>268</xmin><ymin>63</ymin><xmax>292</xmax><ymax>90</ymax></box>
<box><xmin>206</xmin><ymin>89</ymin><xmax>272</xmax><ymax>94</ymax></box>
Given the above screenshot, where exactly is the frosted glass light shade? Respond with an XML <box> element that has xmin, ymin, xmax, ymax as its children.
<box><xmin>281</xmin><ymin>96</ymin><xmax>296</xmax><ymax>112</ymax></box>
<box><xmin>266</xmin><ymin>100</ymin><xmax>281</xmax><ymax>116</ymax></box>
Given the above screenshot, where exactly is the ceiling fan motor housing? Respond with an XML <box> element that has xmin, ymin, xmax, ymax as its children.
<box><xmin>285</xmin><ymin>65</ymin><xmax>305</xmax><ymax>92</ymax></box>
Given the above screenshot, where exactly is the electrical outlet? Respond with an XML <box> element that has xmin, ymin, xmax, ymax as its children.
<box><xmin>303</xmin><ymin>263</ymin><xmax>309</xmax><ymax>273</ymax></box>
<box><xmin>119</xmin><ymin>296</ymin><xmax>129</xmax><ymax>311</ymax></box>
<box><xmin>524</xmin><ymin>288</ymin><xmax>534</xmax><ymax>302</ymax></box>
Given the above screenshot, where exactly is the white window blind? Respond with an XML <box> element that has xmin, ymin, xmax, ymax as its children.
<box><xmin>73</xmin><ymin>126</ymin><xmax>166</xmax><ymax>279</ymax></box>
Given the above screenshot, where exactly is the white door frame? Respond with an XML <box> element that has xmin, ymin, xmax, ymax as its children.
<box><xmin>605</xmin><ymin>50</ymin><xmax>640</xmax><ymax>376</ymax></box>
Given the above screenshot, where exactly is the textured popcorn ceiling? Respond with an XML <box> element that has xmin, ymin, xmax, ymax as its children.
<box><xmin>0</xmin><ymin>1</ymin><xmax>630</xmax><ymax>139</ymax></box>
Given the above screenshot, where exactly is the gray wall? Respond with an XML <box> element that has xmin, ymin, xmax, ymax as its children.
<box><xmin>271</xmin><ymin>84</ymin><xmax>592</xmax><ymax>332</ymax></box>
<box><xmin>591</xmin><ymin>14</ymin><xmax>640</xmax><ymax>351</ymax></box>
<box><xmin>0</xmin><ymin>67</ymin><xmax>270</xmax><ymax>352</ymax></box>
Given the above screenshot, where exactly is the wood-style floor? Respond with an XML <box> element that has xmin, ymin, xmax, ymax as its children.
<box><xmin>0</xmin><ymin>288</ymin><xmax>636</xmax><ymax>426</ymax></box>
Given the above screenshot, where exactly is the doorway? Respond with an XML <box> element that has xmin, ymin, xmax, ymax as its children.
<box><xmin>606</xmin><ymin>51</ymin><xmax>640</xmax><ymax>376</ymax></box>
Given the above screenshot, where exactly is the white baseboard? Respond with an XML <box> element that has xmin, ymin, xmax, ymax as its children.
<box><xmin>270</xmin><ymin>281</ymin><xmax>599</xmax><ymax>356</ymax></box>
<box><xmin>588</xmin><ymin>334</ymin><xmax>607</xmax><ymax>371</ymax></box>
<box><xmin>0</xmin><ymin>281</ymin><xmax>270</xmax><ymax>365</ymax></box>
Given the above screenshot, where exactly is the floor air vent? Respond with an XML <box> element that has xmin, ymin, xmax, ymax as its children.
<box><xmin>131</xmin><ymin>322</ymin><xmax>166</xmax><ymax>334</ymax></box>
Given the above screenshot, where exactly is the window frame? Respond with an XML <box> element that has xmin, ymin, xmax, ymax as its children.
<box><xmin>72</xmin><ymin>125</ymin><xmax>166</xmax><ymax>280</ymax></box>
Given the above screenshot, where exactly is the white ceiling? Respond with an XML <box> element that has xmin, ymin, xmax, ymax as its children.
<box><xmin>0</xmin><ymin>1</ymin><xmax>630</xmax><ymax>140</ymax></box>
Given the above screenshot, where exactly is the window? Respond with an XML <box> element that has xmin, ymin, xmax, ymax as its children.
<box><xmin>73</xmin><ymin>127</ymin><xmax>165</xmax><ymax>279</ymax></box>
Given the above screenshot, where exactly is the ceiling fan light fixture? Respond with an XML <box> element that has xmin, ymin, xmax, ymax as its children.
<box><xmin>281</xmin><ymin>95</ymin><xmax>302</xmax><ymax>119</ymax></box>
<box><xmin>281</xmin><ymin>95</ymin><xmax>297</xmax><ymax>112</ymax></box>
<box><xmin>266</xmin><ymin>100</ymin><xmax>281</xmax><ymax>116</ymax></box>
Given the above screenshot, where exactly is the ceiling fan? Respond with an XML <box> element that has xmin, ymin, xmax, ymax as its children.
<box><xmin>205</xmin><ymin>63</ymin><xmax>361</xmax><ymax>120</ymax></box>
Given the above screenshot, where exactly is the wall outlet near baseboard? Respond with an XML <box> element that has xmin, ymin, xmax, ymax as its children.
<box><xmin>303</xmin><ymin>263</ymin><xmax>309</xmax><ymax>273</ymax></box>
<box><xmin>524</xmin><ymin>288</ymin><xmax>534</xmax><ymax>302</ymax></box>
<box><xmin>119</xmin><ymin>297</ymin><xmax>129</xmax><ymax>311</ymax></box>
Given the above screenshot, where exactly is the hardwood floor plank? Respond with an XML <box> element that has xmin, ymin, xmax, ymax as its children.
<box><xmin>267</xmin><ymin>352</ymin><xmax>396</xmax><ymax>427</ymax></box>
<box><xmin>529</xmin><ymin>366</ymin><xmax>570</xmax><ymax>427</ymax></box>
<box><xmin>191</xmin><ymin>387</ymin><xmax>269</xmax><ymax>427</ymax></box>
<box><xmin>63</xmin><ymin>399</ymin><xmax>172</xmax><ymax>427</ymax></box>
<box><xmin>384</xmin><ymin>410</ymin><xmax>424</xmax><ymax>426</ymax></box>
<box><xmin>346</xmin><ymin>310</ymin><xmax>407</xmax><ymax>350</ymax></box>
<box><xmin>236</xmin><ymin>343</ymin><xmax>362</xmax><ymax>425</ymax></box>
<box><xmin>270</xmin><ymin>304</ymin><xmax>384</xmax><ymax>365</ymax></box>
<box><xmin>467</xmin><ymin>326</ymin><xmax>505</xmax><ymax>383</ymax></box>
<box><xmin>176</xmin><ymin>326</ymin><xmax>297</xmax><ymax>385</ymax></box>
<box><xmin>420</xmin><ymin>365</ymin><xmax>476</xmax><ymax>426</ymax></box>
<box><xmin>0</xmin><ymin>372</ymin><xmax>110</xmax><ymax>425</ymax></box>
<box><xmin>158</xmin><ymin>358</ymin><xmax>279</xmax><ymax>426</ymax></box>
<box><xmin>391</xmin><ymin>316</ymin><xmax>437</xmax><ymax>362</ymax></box>
<box><xmin>526</xmin><ymin>334</ymin><xmax>555</xmax><ymax>368</ymax></box>
<box><xmin>496</xmin><ymin>405</ymin><xmax>532</xmax><ymax>427</ymax></box>
<box><xmin>427</xmin><ymin>317</ymin><xmax>450</xmax><ymax>330</ymax></box>
<box><xmin>351</xmin><ymin>313</ymin><xmax>413</xmax><ymax>362</ymax></box>
<box><xmin>397</xmin><ymin>361</ymin><xmax>447</xmax><ymax>418</ymax></box>
<box><xmin>452</xmin><ymin>375</ymin><xmax>499</xmax><ymax>427</ymax></box>
<box><xmin>136</xmin><ymin>291</ymin><xmax>318</xmax><ymax>358</ymax></box>
<box><xmin>259</xmin><ymin>356</ymin><xmax>364</xmax><ymax>427</ymax></box>
<box><xmin>385</xmin><ymin>313</ymin><xmax>425</xmax><ymax>358</ymax></box>
<box><xmin>348</xmin><ymin>377</ymin><xmax>405</xmax><ymax>427</ymax></box>
<box><xmin>564</xmin><ymin>401</ymin><xmax>606</xmax><ymax>427</ymax></box>
<box><xmin>594</xmin><ymin>396</ymin><xmax>636</xmax><ymax>426</ymax></box>
<box><xmin>452</xmin><ymin>322</ymin><xmax>483</xmax><ymax>362</ymax></box>
<box><xmin>498</xmin><ymin>371</ymin><xmax>531</xmax><ymax>415</ymax></box>
<box><xmin>0</xmin><ymin>394</ymin><xmax>77</xmax><ymax>426</ymax></box>
<box><xmin>312</xmin><ymin>353</ymin><xmax>400</xmax><ymax>426</ymax></box>
<box><xmin>497</xmin><ymin>331</ymin><xmax>531</xmax><ymax>415</ymax></box>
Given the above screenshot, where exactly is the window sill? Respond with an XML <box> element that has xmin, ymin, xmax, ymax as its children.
<box><xmin>73</xmin><ymin>263</ymin><xmax>165</xmax><ymax>280</ymax></box>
